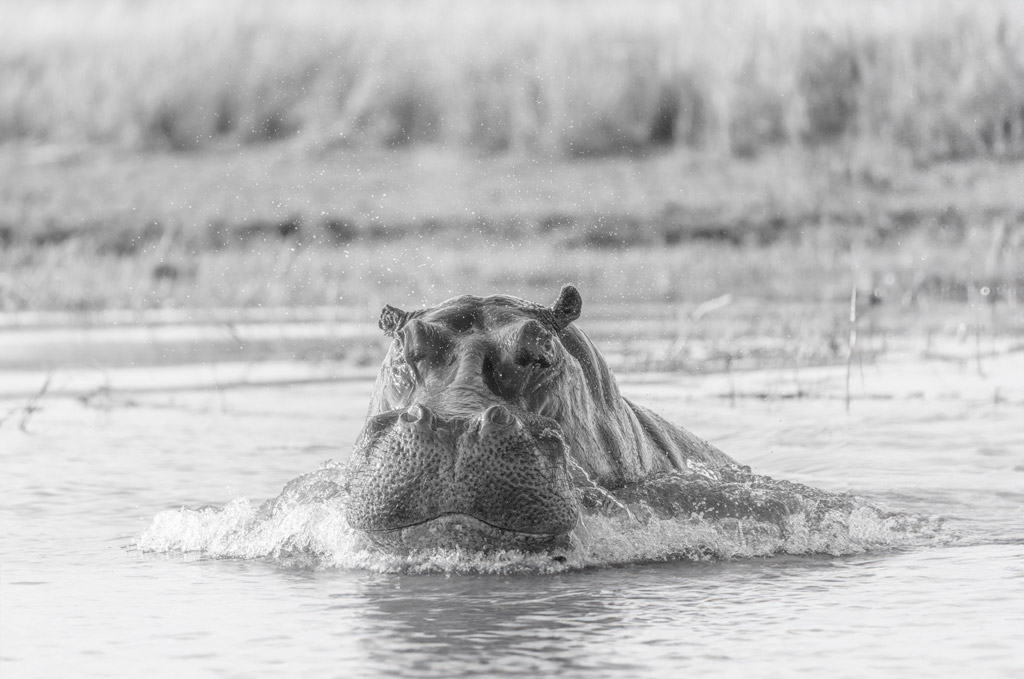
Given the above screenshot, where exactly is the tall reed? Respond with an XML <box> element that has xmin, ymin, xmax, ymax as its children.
<box><xmin>2</xmin><ymin>0</ymin><xmax>1022</xmax><ymax>160</ymax></box>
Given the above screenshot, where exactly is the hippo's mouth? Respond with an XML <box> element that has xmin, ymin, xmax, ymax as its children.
<box><xmin>359</xmin><ymin>512</ymin><xmax>573</xmax><ymax>552</ymax></box>
<box><xmin>364</xmin><ymin>511</ymin><xmax>560</xmax><ymax>536</ymax></box>
<box><xmin>344</xmin><ymin>404</ymin><xmax>579</xmax><ymax>552</ymax></box>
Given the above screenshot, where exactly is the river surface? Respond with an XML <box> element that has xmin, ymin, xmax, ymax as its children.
<box><xmin>2</xmin><ymin>353</ymin><xmax>1023</xmax><ymax>677</ymax></box>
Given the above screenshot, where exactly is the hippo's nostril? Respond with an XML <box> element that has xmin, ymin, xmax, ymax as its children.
<box><xmin>483</xmin><ymin>405</ymin><xmax>514</xmax><ymax>426</ymax></box>
<box><xmin>400</xmin><ymin>404</ymin><xmax>432</xmax><ymax>425</ymax></box>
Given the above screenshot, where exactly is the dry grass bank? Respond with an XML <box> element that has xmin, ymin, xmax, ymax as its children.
<box><xmin>1</xmin><ymin>143</ymin><xmax>1022</xmax><ymax>313</ymax></box>
<box><xmin>2</xmin><ymin>0</ymin><xmax>1023</xmax><ymax>161</ymax></box>
<box><xmin>4</xmin><ymin>144</ymin><xmax>1023</xmax><ymax>249</ymax></box>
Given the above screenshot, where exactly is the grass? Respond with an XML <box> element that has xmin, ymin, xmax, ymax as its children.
<box><xmin>2</xmin><ymin>0</ymin><xmax>1023</xmax><ymax>162</ymax></box>
<box><xmin>0</xmin><ymin>0</ymin><xmax>1022</xmax><ymax>327</ymax></box>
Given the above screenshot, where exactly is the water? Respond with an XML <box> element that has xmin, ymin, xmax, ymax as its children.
<box><xmin>2</xmin><ymin>355</ymin><xmax>1023</xmax><ymax>677</ymax></box>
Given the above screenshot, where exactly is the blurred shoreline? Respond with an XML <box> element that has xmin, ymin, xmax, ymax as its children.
<box><xmin>2</xmin><ymin>145</ymin><xmax>1022</xmax><ymax>312</ymax></box>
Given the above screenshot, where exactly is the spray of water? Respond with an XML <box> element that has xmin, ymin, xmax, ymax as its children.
<box><xmin>135</xmin><ymin>462</ymin><xmax>949</xmax><ymax>574</ymax></box>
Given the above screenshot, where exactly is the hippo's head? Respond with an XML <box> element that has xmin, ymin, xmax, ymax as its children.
<box><xmin>370</xmin><ymin>285</ymin><xmax>585</xmax><ymax>420</ymax></box>
<box><xmin>345</xmin><ymin>286</ymin><xmax>592</xmax><ymax>551</ymax></box>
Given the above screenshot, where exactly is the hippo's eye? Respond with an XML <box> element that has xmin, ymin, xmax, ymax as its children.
<box><xmin>404</xmin><ymin>344</ymin><xmax>426</xmax><ymax>365</ymax></box>
<box><xmin>442</xmin><ymin>311</ymin><xmax>477</xmax><ymax>334</ymax></box>
<box><xmin>515</xmin><ymin>348</ymin><xmax>551</xmax><ymax>369</ymax></box>
<box><xmin>400</xmin><ymin>320</ymin><xmax>452</xmax><ymax>372</ymax></box>
<box><xmin>513</xmin><ymin>319</ymin><xmax>556</xmax><ymax>369</ymax></box>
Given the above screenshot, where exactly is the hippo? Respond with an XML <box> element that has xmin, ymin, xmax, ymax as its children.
<box><xmin>344</xmin><ymin>285</ymin><xmax>776</xmax><ymax>553</ymax></box>
<box><xmin>140</xmin><ymin>284</ymin><xmax>927</xmax><ymax>565</ymax></box>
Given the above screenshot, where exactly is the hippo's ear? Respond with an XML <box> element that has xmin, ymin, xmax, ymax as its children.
<box><xmin>379</xmin><ymin>304</ymin><xmax>408</xmax><ymax>337</ymax></box>
<box><xmin>551</xmin><ymin>285</ymin><xmax>582</xmax><ymax>330</ymax></box>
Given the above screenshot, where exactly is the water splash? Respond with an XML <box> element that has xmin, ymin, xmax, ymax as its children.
<box><xmin>567</xmin><ymin>456</ymin><xmax>639</xmax><ymax>523</ymax></box>
<box><xmin>136</xmin><ymin>463</ymin><xmax>950</xmax><ymax>574</ymax></box>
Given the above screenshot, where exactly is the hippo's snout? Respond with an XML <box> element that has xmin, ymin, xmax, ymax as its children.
<box><xmin>345</xmin><ymin>403</ymin><xmax>579</xmax><ymax>552</ymax></box>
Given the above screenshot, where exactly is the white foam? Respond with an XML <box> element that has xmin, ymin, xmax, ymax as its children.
<box><xmin>136</xmin><ymin>470</ymin><xmax>949</xmax><ymax>574</ymax></box>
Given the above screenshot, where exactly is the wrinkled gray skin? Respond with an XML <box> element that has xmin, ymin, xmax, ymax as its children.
<box><xmin>346</xmin><ymin>404</ymin><xmax>578</xmax><ymax>551</ymax></box>
<box><xmin>344</xmin><ymin>285</ymin><xmax>745</xmax><ymax>552</ymax></box>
